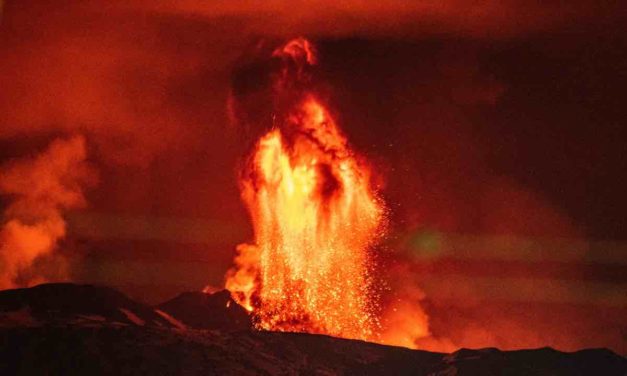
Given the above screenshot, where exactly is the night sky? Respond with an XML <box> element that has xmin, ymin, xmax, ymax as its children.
<box><xmin>0</xmin><ymin>1</ymin><xmax>626</xmax><ymax>353</ymax></box>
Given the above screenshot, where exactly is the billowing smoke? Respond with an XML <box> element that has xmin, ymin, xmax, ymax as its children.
<box><xmin>0</xmin><ymin>135</ymin><xmax>95</xmax><ymax>288</ymax></box>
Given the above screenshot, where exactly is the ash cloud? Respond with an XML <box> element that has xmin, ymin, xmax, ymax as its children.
<box><xmin>126</xmin><ymin>0</ymin><xmax>614</xmax><ymax>39</ymax></box>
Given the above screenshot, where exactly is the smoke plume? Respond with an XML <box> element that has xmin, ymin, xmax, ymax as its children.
<box><xmin>0</xmin><ymin>135</ymin><xmax>95</xmax><ymax>288</ymax></box>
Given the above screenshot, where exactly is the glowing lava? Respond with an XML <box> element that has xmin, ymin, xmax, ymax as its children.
<box><xmin>225</xmin><ymin>39</ymin><xmax>385</xmax><ymax>341</ymax></box>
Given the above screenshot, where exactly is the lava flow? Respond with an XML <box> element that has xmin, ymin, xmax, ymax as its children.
<box><xmin>224</xmin><ymin>38</ymin><xmax>385</xmax><ymax>341</ymax></box>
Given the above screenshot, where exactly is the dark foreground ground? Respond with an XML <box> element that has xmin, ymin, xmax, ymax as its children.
<box><xmin>0</xmin><ymin>283</ymin><xmax>624</xmax><ymax>375</ymax></box>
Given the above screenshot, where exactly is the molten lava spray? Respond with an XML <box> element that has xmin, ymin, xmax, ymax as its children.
<box><xmin>0</xmin><ymin>135</ymin><xmax>94</xmax><ymax>289</ymax></box>
<box><xmin>225</xmin><ymin>38</ymin><xmax>385</xmax><ymax>340</ymax></box>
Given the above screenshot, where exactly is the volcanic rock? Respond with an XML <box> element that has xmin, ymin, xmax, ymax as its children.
<box><xmin>0</xmin><ymin>283</ymin><xmax>179</xmax><ymax>328</ymax></box>
<box><xmin>0</xmin><ymin>283</ymin><xmax>625</xmax><ymax>375</ymax></box>
<box><xmin>157</xmin><ymin>289</ymin><xmax>251</xmax><ymax>331</ymax></box>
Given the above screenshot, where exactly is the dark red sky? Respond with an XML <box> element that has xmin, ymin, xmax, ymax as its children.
<box><xmin>0</xmin><ymin>0</ymin><xmax>626</xmax><ymax>353</ymax></box>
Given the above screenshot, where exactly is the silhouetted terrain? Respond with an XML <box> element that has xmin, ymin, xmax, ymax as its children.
<box><xmin>0</xmin><ymin>284</ymin><xmax>624</xmax><ymax>375</ymax></box>
<box><xmin>157</xmin><ymin>290</ymin><xmax>251</xmax><ymax>331</ymax></box>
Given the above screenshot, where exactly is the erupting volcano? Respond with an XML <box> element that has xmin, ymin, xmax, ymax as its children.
<box><xmin>224</xmin><ymin>38</ymin><xmax>385</xmax><ymax>341</ymax></box>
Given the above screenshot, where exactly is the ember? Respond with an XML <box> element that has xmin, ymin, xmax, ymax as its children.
<box><xmin>225</xmin><ymin>39</ymin><xmax>385</xmax><ymax>341</ymax></box>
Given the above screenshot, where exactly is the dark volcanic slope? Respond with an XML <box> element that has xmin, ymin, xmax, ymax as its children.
<box><xmin>0</xmin><ymin>284</ymin><xmax>624</xmax><ymax>375</ymax></box>
<box><xmin>1</xmin><ymin>325</ymin><xmax>625</xmax><ymax>375</ymax></box>
<box><xmin>0</xmin><ymin>283</ymin><xmax>179</xmax><ymax>328</ymax></box>
<box><xmin>157</xmin><ymin>290</ymin><xmax>251</xmax><ymax>331</ymax></box>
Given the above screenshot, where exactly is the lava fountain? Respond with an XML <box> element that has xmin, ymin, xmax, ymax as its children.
<box><xmin>224</xmin><ymin>38</ymin><xmax>385</xmax><ymax>341</ymax></box>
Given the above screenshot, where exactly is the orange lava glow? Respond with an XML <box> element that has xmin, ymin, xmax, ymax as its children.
<box><xmin>225</xmin><ymin>39</ymin><xmax>385</xmax><ymax>340</ymax></box>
